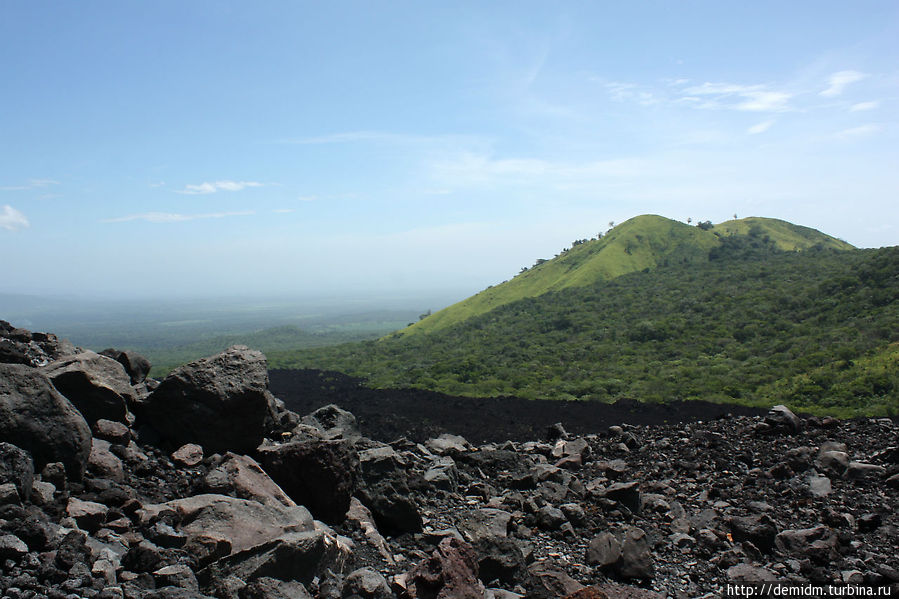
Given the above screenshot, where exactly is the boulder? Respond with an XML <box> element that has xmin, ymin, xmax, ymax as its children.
<box><xmin>139</xmin><ymin>494</ymin><xmax>314</xmax><ymax>555</ymax></box>
<box><xmin>42</xmin><ymin>350</ymin><xmax>136</xmax><ymax>424</ymax></box>
<box><xmin>301</xmin><ymin>403</ymin><xmax>361</xmax><ymax>441</ymax></box>
<box><xmin>141</xmin><ymin>346</ymin><xmax>278</xmax><ymax>453</ymax></box>
<box><xmin>88</xmin><ymin>438</ymin><xmax>125</xmax><ymax>482</ymax></box>
<box><xmin>526</xmin><ymin>562</ymin><xmax>585</xmax><ymax>599</ymax></box>
<box><xmin>0</xmin><ymin>363</ymin><xmax>92</xmax><ymax>479</ymax></box>
<box><xmin>765</xmin><ymin>405</ymin><xmax>802</xmax><ymax>433</ymax></box>
<box><xmin>407</xmin><ymin>537</ymin><xmax>486</xmax><ymax>599</ymax></box>
<box><xmin>342</xmin><ymin>567</ymin><xmax>393</xmax><ymax>598</ymax></box>
<box><xmin>0</xmin><ymin>442</ymin><xmax>34</xmax><ymax>503</ymax></box>
<box><xmin>204</xmin><ymin>452</ymin><xmax>296</xmax><ymax>508</ymax></box>
<box><xmin>172</xmin><ymin>443</ymin><xmax>204</xmax><ymax>468</ymax></box>
<box><xmin>586</xmin><ymin>532</ymin><xmax>621</xmax><ymax>568</ymax></box>
<box><xmin>616</xmin><ymin>528</ymin><xmax>654</xmax><ymax>581</ymax></box>
<box><xmin>99</xmin><ymin>348</ymin><xmax>152</xmax><ymax>384</ymax></box>
<box><xmin>199</xmin><ymin>529</ymin><xmax>348</xmax><ymax>587</ymax></box>
<box><xmin>258</xmin><ymin>438</ymin><xmax>359</xmax><ymax>524</ymax></box>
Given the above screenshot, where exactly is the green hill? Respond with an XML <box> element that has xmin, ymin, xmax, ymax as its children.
<box><xmin>403</xmin><ymin>215</ymin><xmax>853</xmax><ymax>335</ymax></box>
<box><xmin>270</xmin><ymin>234</ymin><xmax>898</xmax><ymax>417</ymax></box>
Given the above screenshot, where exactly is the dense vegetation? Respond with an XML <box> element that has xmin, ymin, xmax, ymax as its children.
<box><xmin>270</xmin><ymin>240</ymin><xmax>899</xmax><ymax>417</ymax></box>
<box><xmin>404</xmin><ymin>215</ymin><xmax>853</xmax><ymax>335</ymax></box>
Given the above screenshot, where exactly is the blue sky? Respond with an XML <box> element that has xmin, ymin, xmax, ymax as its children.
<box><xmin>1</xmin><ymin>1</ymin><xmax>897</xmax><ymax>301</ymax></box>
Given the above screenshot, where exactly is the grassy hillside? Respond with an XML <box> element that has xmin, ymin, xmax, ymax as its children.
<box><xmin>404</xmin><ymin>215</ymin><xmax>852</xmax><ymax>335</ymax></box>
<box><xmin>270</xmin><ymin>242</ymin><xmax>899</xmax><ymax>417</ymax></box>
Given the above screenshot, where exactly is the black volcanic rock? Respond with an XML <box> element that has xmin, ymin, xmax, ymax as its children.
<box><xmin>0</xmin><ymin>442</ymin><xmax>34</xmax><ymax>503</ymax></box>
<box><xmin>0</xmin><ymin>363</ymin><xmax>92</xmax><ymax>479</ymax></box>
<box><xmin>257</xmin><ymin>438</ymin><xmax>360</xmax><ymax>524</ymax></box>
<box><xmin>42</xmin><ymin>350</ymin><xmax>136</xmax><ymax>425</ymax></box>
<box><xmin>100</xmin><ymin>347</ymin><xmax>152</xmax><ymax>384</ymax></box>
<box><xmin>141</xmin><ymin>346</ymin><xmax>278</xmax><ymax>453</ymax></box>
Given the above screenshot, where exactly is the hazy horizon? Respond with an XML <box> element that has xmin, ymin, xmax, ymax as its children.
<box><xmin>2</xmin><ymin>2</ymin><xmax>897</xmax><ymax>301</ymax></box>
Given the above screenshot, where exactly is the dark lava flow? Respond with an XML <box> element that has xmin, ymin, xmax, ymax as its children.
<box><xmin>269</xmin><ymin>368</ymin><xmax>769</xmax><ymax>444</ymax></box>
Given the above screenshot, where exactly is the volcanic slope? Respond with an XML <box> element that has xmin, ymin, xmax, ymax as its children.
<box><xmin>402</xmin><ymin>215</ymin><xmax>853</xmax><ymax>336</ymax></box>
<box><xmin>270</xmin><ymin>220</ymin><xmax>899</xmax><ymax>417</ymax></box>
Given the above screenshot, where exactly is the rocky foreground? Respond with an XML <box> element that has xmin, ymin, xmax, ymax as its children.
<box><xmin>1</xmin><ymin>320</ymin><xmax>898</xmax><ymax>599</ymax></box>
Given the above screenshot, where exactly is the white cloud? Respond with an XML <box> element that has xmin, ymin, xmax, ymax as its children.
<box><xmin>835</xmin><ymin>124</ymin><xmax>882</xmax><ymax>139</ymax></box>
<box><xmin>605</xmin><ymin>82</ymin><xmax>659</xmax><ymax>106</ymax></box>
<box><xmin>297</xmin><ymin>195</ymin><xmax>317</xmax><ymax>202</ymax></box>
<box><xmin>102</xmin><ymin>210</ymin><xmax>255</xmax><ymax>223</ymax></box>
<box><xmin>178</xmin><ymin>180</ymin><xmax>264</xmax><ymax>194</ymax></box>
<box><xmin>680</xmin><ymin>82</ymin><xmax>793</xmax><ymax>112</ymax></box>
<box><xmin>820</xmin><ymin>71</ymin><xmax>867</xmax><ymax>97</ymax></box>
<box><xmin>0</xmin><ymin>179</ymin><xmax>59</xmax><ymax>191</ymax></box>
<box><xmin>0</xmin><ymin>205</ymin><xmax>29</xmax><ymax>231</ymax></box>
<box><xmin>747</xmin><ymin>120</ymin><xmax>774</xmax><ymax>135</ymax></box>
<box><xmin>272</xmin><ymin>208</ymin><xmax>295</xmax><ymax>214</ymax></box>
<box><xmin>850</xmin><ymin>101</ymin><xmax>879</xmax><ymax>112</ymax></box>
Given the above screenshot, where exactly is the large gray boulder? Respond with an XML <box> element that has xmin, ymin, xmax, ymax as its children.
<box><xmin>42</xmin><ymin>350</ymin><xmax>136</xmax><ymax>425</ymax></box>
<box><xmin>141</xmin><ymin>346</ymin><xmax>278</xmax><ymax>453</ymax></box>
<box><xmin>0</xmin><ymin>363</ymin><xmax>92</xmax><ymax>479</ymax></box>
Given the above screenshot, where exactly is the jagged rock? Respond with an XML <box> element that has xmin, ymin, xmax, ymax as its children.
<box><xmin>89</xmin><ymin>438</ymin><xmax>125</xmax><ymax>482</ymax></box>
<box><xmin>586</xmin><ymin>532</ymin><xmax>621</xmax><ymax>567</ymax></box>
<box><xmin>200</xmin><ymin>530</ymin><xmax>332</xmax><ymax>586</ymax></box>
<box><xmin>94</xmin><ymin>418</ymin><xmax>132</xmax><ymax>444</ymax></box>
<box><xmin>0</xmin><ymin>442</ymin><xmax>34</xmax><ymax>503</ymax></box>
<box><xmin>526</xmin><ymin>561</ymin><xmax>584</xmax><ymax>599</ymax></box>
<box><xmin>0</xmin><ymin>320</ymin><xmax>77</xmax><ymax>367</ymax></box>
<box><xmin>140</xmin><ymin>494</ymin><xmax>314</xmax><ymax>555</ymax></box>
<box><xmin>122</xmin><ymin>540</ymin><xmax>164</xmax><ymax>573</ymax></box>
<box><xmin>0</xmin><ymin>533</ymin><xmax>28</xmax><ymax>559</ymax></box>
<box><xmin>342</xmin><ymin>567</ymin><xmax>392</xmax><ymax>598</ymax></box>
<box><xmin>425</xmin><ymin>433</ymin><xmax>472</xmax><ymax>456</ymax></box>
<box><xmin>31</xmin><ymin>480</ymin><xmax>56</xmax><ymax>505</ymax></box>
<box><xmin>728</xmin><ymin>514</ymin><xmax>777</xmax><ymax>553</ymax></box>
<box><xmin>775</xmin><ymin>525</ymin><xmax>839</xmax><ymax>562</ymax></box>
<box><xmin>726</xmin><ymin>563</ymin><xmax>778</xmax><ymax>582</ymax></box>
<box><xmin>765</xmin><ymin>405</ymin><xmax>802</xmax><ymax>433</ymax></box>
<box><xmin>301</xmin><ymin>403</ymin><xmax>361</xmax><ymax>441</ymax></box>
<box><xmin>204</xmin><ymin>452</ymin><xmax>295</xmax><ymax>508</ymax></box>
<box><xmin>346</xmin><ymin>497</ymin><xmax>394</xmax><ymax>565</ymax></box>
<box><xmin>564</xmin><ymin>585</ymin><xmax>664</xmax><ymax>599</ymax></box>
<box><xmin>67</xmin><ymin>496</ymin><xmax>109</xmax><ymax>532</ymax></box>
<box><xmin>357</xmin><ymin>480</ymin><xmax>423</xmax><ymax>535</ymax></box>
<box><xmin>0</xmin><ymin>363</ymin><xmax>92</xmax><ymax>479</ymax></box>
<box><xmin>171</xmin><ymin>443</ymin><xmax>205</xmax><ymax>467</ymax></box>
<box><xmin>423</xmin><ymin>456</ymin><xmax>459</xmax><ymax>491</ymax></box>
<box><xmin>154</xmin><ymin>564</ymin><xmax>200</xmax><ymax>591</ymax></box>
<box><xmin>817</xmin><ymin>450</ymin><xmax>850</xmax><ymax>477</ymax></box>
<box><xmin>99</xmin><ymin>348</ymin><xmax>152</xmax><ymax>384</ymax></box>
<box><xmin>847</xmin><ymin>461</ymin><xmax>887</xmax><ymax>480</ymax></box>
<box><xmin>616</xmin><ymin>528</ymin><xmax>654</xmax><ymax>581</ymax></box>
<box><xmin>807</xmin><ymin>473</ymin><xmax>832</xmax><ymax>497</ymax></box>
<box><xmin>257</xmin><ymin>438</ymin><xmax>359</xmax><ymax>524</ymax></box>
<box><xmin>0</xmin><ymin>481</ymin><xmax>21</xmax><ymax>504</ymax></box>
<box><xmin>241</xmin><ymin>577</ymin><xmax>313</xmax><ymax>598</ymax></box>
<box><xmin>142</xmin><ymin>346</ymin><xmax>279</xmax><ymax>453</ymax></box>
<box><xmin>42</xmin><ymin>350</ymin><xmax>136</xmax><ymax>425</ymax></box>
<box><xmin>407</xmin><ymin>536</ymin><xmax>485</xmax><ymax>599</ymax></box>
<box><xmin>603</xmin><ymin>481</ymin><xmax>641</xmax><ymax>513</ymax></box>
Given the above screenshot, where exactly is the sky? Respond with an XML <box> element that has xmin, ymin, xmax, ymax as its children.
<box><xmin>1</xmin><ymin>1</ymin><xmax>897</xmax><ymax>302</ymax></box>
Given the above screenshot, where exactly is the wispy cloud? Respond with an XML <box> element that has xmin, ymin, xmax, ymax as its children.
<box><xmin>0</xmin><ymin>179</ymin><xmax>59</xmax><ymax>191</ymax></box>
<box><xmin>820</xmin><ymin>71</ymin><xmax>867</xmax><ymax>97</ymax></box>
<box><xmin>0</xmin><ymin>205</ymin><xmax>29</xmax><ymax>231</ymax></box>
<box><xmin>178</xmin><ymin>180</ymin><xmax>264</xmax><ymax>195</ymax></box>
<box><xmin>297</xmin><ymin>195</ymin><xmax>317</xmax><ymax>202</ymax></box>
<box><xmin>605</xmin><ymin>82</ymin><xmax>659</xmax><ymax>106</ymax></box>
<box><xmin>102</xmin><ymin>210</ymin><xmax>255</xmax><ymax>224</ymax></box>
<box><xmin>835</xmin><ymin>124</ymin><xmax>882</xmax><ymax>139</ymax></box>
<box><xmin>849</xmin><ymin>101</ymin><xmax>879</xmax><ymax>112</ymax></box>
<box><xmin>747</xmin><ymin>120</ymin><xmax>775</xmax><ymax>135</ymax></box>
<box><xmin>272</xmin><ymin>208</ymin><xmax>295</xmax><ymax>214</ymax></box>
<box><xmin>680</xmin><ymin>82</ymin><xmax>792</xmax><ymax>112</ymax></box>
<box><xmin>274</xmin><ymin>131</ymin><xmax>414</xmax><ymax>145</ymax></box>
